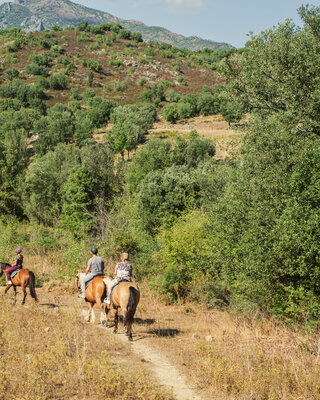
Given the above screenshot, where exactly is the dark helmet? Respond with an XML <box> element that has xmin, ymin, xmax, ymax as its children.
<box><xmin>90</xmin><ymin>247</ymin><xmax>98</xmax><ymax>255</ymax></box>
<box><xmin>15</xmin><ymin>247</ymin><xmax>22</xmax><ymax>254</ymax></box>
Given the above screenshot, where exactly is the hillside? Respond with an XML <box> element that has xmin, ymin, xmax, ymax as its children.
<box><xmin>0</xmin><ymin>25</ymin><xmax>222</xmax><ymax>106</ymax></box>
<box><xmin>0</xmin><ymin>0</ymin><xmax>234</xmax><ymax>50</ymax></box>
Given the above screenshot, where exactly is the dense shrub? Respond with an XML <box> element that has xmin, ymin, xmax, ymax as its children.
<box><xmin>25</xmin><ymin>63</ymin><xmax>49</xmax><ymax>76</ymax></box>
<box><xmin>47</xmin><ymin>73</ymin><xmax>69</xmax><ymax>90</ymax></box>
<box><xmin>86</xmin><ymin>58</ymin><xmax>102</xmax><ymax>72</ymax></box>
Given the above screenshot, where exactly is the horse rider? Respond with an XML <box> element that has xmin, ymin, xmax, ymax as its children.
<box><xmin>78</xmin><ymin>247</ymin><xmax>104</xmax><ymax>298</ymax></box>
<box><xmin>104</xmin><ymin>252</ymin><xmax>133</xmax><ymax>306</ymax></box>
<box><xmin>6</xmin><ymin>247</ymin><xmax>24</xmax><ymax>285</ymax></box>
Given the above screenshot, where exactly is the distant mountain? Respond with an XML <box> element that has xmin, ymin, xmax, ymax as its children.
<box><xmin>0</xmin><ymin>0</ymin><xmax>234</xmax><ymax>51</ymax></box>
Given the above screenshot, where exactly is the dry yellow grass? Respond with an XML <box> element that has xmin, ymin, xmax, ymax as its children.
<box><xmin>3</xmin><ymin>252</ymin><xmax>320</xmax><ymax>400</ymax></box>
<box><xmin>149</xmin><ymin>115</ymin><xmax>242</xmax><ymax>159</ymax></box>
<box><xmin>132</xmin><ymin>287</ymin><xmax>320</xmax><ymax>400</ymax></box>
<box><xmin>0</xmin><ymin>292</ymin><xmax>174</xmax><ymax>400</ymax></box>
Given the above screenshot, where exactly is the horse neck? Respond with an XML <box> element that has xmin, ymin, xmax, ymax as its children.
<box><xmin>0</xmin><ymin>262</ymin><xmax>11</xmax><ymax>271</ymax></box>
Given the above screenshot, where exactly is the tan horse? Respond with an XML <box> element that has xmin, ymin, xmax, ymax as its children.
<box><xmin>0</xmin><ymin>262</ymin><xmax>38</xmax><ymax>305</ymax></box>
<box><xmin>76</xmin><ymin>273</ymin><xmax>108</xmax><ymax>325</ymax></box>
<box><xmin>105</xmin><ymin>277</ymin><xmax>140</xmax><ymax>340</ymax></box>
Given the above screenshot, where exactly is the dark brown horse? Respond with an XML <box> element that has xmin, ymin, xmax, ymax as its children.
<box><xmin>76</xmin><ymin>273</ymin><xmax>108</xmax><ymax>325</ymax></box>
<box><xmin>105</xmin><ymin>277</ymin><xmax>140</xmax><ymax>340</ymax></box>
<box><xmin>0</xmin><ymin>262</ymin><xmax>38</xmax><ymax>304</ymax></box>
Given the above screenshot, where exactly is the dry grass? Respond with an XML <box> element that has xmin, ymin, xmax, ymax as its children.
<box><xmin>0</xmin><ymin>292</ymin><xmax>174</xmax><ymax>400</ymax></box>
<box><xmin>149</xmin><ymin>115</ymin><xmax>242</xmax><ymax>159</ymax></box>
<box><xmin>3</xmin><ymin>252</ymin><xmax>319</xmax><ymax>400</ymax></box>
<box><xmin>132</xmin><ymin>287</ymin><xmax>320</xmax><ymax>400</ymax></box>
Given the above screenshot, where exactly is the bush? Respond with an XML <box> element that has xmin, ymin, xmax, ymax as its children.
<box><xmin>131</xmin><ymin>32</ymin><xmax>143</xmax><ymax>43</ymax></box>
<box><xmin>51</xmin><ymin>25</ymin><xmax>62</xmax><ymax>31</ymax></box>
<box><xmin>25</xmin><ymin>63</ymin><xmax>49</xmax><ymax>77</ymax></box>
<box><xmin>70</xmin><ymin>87</ymin><xmax>79</xmax><ymax>100</ymax></box>
<box><xmin>109</xmin><ymin>59</ymin><xmax>123</xmax><ymax>68</ymax></box>
<box><xmin>88</xmin><ymin>71</ymin><xmax>93</xmax><ymax>87</ymax></box>
<box><xmin>82</xmin><ymin>88</ymin><xmax>95</xmax><ymax>102</ymax></box>
<box><xmin>138</xmin><ymin>77</ymin><xmax>147</xmax><ymax>87</ymax></box>
<box><xmin>29</xmin><ymin>52</ymin><xmax>52</xmax><ymax>66</ymax></box>
<box><xmin>47</xmin><ymin>73</ymin><xmax>69</xmax><ymax>90</ymax></box>
<box><xmin>161</xmin><ymin>103</ymin><xmax>179</xmax><ymax>123</ymax></box>
<box><xmin>117</xmin><ymin>29</ymin><xmax>132</xmax><ymax>40</ymax></box>
<box><xmin>154</xmin><ymin>211</ymin><xmax>211</xmax><ymax>300</ymax></box>
<box><xmin>86</xmin><ymin>58</ymin><xmax>102</xmax><ymax>72</ymax></box>
<box><xmin>76</xmin><ymin>21</ymin><xmax>88</xmax><ymax>32</ymax></box>
<box><xmin>6</xmin><ymin>67</ymin><xmax>19</xmax><ymax>81</ymax></box>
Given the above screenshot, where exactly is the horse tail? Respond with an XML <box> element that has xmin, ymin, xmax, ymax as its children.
<box><xmin>28</xmin><ymin>271</ymin><xmax>38</xmax><ymax>302</ymax></box>
<box><xmin>125</xmin><ymin>286</ymin><xmax>139</xmax><ymax>325</ymax></box>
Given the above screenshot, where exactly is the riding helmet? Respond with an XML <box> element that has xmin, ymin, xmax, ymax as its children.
<box><xmin>90</xmin><ymin>247</ymin><xmax>98</xmax><ymax>255</ymax></box>
<box><xmin>15</xmin><ymin>247</ymin><xmax>22</xmax><ymax>254</ymax></box>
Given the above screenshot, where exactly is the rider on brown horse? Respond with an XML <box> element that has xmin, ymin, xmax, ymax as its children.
<box><xmin>6</xmin><ymin>247</ymin><xmax>23</xmax><ymax>285</ymax></box>
<box><xmin>78</xmin><ymin>247</ymin><xmax>104</xmax><ymax>298</ymax></box>
<box><xmin>104</xmin><ymin>252</ymin><xmax>133</xmax><ymax>307</ymax></box>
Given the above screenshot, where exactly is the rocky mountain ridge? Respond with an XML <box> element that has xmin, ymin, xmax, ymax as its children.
<box><xmin>0</xmin><ymin>0</ymin><xmax>234</xmax><ymax>50</ymax></box>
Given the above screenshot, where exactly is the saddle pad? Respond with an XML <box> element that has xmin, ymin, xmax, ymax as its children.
<box><xmin>10</xmin><ymin>268</ymin><xmax>22</xmax><ymax>278</ymax></box>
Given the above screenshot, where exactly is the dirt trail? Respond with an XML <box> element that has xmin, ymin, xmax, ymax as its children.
<box><xmin>117</xmin><ymin>334</ymin><xmax>203</xmax><ymax>400</ymax></box>
<box><xmin>19</xmin><ymin>287</ymin><xmax>209</xmax><ymax>400</ymax></box>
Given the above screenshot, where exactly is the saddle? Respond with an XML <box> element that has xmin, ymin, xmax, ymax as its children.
<box><xmin>10</xmin><ymin>268</ymin><xmax>22</xmax><ymax>279</ymax></box>
<box><xmin>84</xmin><ymin>274</ymin><xmax>103</xmax><ymax>289</ymax></box>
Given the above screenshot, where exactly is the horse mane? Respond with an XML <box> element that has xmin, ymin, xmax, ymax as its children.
<box><xmin>0</xmin><ymin>262</ymin><xmax>11</xmax><ymax>270</ymax></box>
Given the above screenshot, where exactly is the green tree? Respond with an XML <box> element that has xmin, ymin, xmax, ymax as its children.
<box><xmin>33</xmin><ymin>104</ymin><xmax>76</xmax><ymax>155</ymax></box>
<box><xmin>0</xmin><ymin>128</ymin><xmax>28</xmax><ymax>217</ymax></box>
<box><xmin>87</xmin><ymin>70</ymin><xmax>93</xmax><ymax>87</ymax></box>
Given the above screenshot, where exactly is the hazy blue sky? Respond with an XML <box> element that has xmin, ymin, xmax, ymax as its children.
<box><xmin>71</xmin><ymin>0</ymin><xmax>307</xmax><ymax>47</ymax></box>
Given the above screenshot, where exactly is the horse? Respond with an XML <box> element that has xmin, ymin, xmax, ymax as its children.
<box><xmin>0</xmin><ymin>262</ymin><xmax>38</xmax><ymax>305</ymax></box>
<box><xmin>104</xmin><ymin>277</ymin><xmax>140</xmax><ymax>341</ymax></box>
<box><xmin>76</xmin><ymin>273</ymin><xmax>108</xmax><ymax>325</ymax></box>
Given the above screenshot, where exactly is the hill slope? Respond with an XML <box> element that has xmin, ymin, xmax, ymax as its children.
<box><xmin>0</xmin><ymin>0</ymin><xmax>233</xmax><ymax>50</ymax></box>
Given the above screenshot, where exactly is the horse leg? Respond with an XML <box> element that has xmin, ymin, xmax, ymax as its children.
<box><xmin>4</xmin><ymin>283</ymin><xmax>12</xmax><ymax>295</ymax></box>
<box><xmin>22</xmin><ymin>285</ymin><xmax>27</xmax><ymax>305</ymax></box>
<box><xmin>113</xmin><ymin>308</ymin><xmax>118</xmax><ymax>334</ymax></box>
<box><xmin>97</xmin><ymin>299</ymin><xmax>107</xmax><ymax>326</ymax></box>
<box><xmin>85</xmin><ymin>301</ymin><xmax>92</xmax><ymax>322</ymax></box>
<box><xmin>13</xmin><ymin>286</ymin><xmax>17</xmax><ymax>305</ymax></box>
<box><xmin>90</xmin><ymin>303</ymin><xmax>96</xmax><ymax>323</ymax></box>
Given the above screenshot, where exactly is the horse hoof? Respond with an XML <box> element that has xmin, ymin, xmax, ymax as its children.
<box><xmin>101</xmin><ymin>320</ymin><xmax>107</xmax><ymax>327</ymax></box>
<box><xmin>128</xmin><ymin>336</ymin><xmax>133</xmax><ymax>341</ymax></box>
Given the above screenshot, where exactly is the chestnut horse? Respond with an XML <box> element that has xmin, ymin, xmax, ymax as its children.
<box><xmin>105</xmin><ymin>277</ymin><xmax>140</xmax><ymax>340</ymax></box>
<box><xmin>0</xmin><ymin>262</ymin><xmax>38</xmax><ymax>304</ymax></box>
<box><xmin>76</xmin><ymin>273</ymin><xmax>108</xmax><ymax>325</ymax></box>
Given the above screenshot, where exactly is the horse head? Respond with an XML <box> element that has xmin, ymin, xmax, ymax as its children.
<box><xmin>0</xmin><ymin>262</ymin><xmax>11</xmax><ymax>277</ymax></box>
<box><xmin>75</xmin><ymin>272</ymin><xmax>86</xmax><ymax>290</ymax></box>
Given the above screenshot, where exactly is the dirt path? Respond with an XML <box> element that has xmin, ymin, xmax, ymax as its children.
<box><xmin>22</xmin><ymin>287</ymin><xmax>209</xmax><ymax>400</ymax></box>
<box><xmin>116</xmin><ymin>333</ymin><xmax>203</xmax><ymax>400</ymax></box>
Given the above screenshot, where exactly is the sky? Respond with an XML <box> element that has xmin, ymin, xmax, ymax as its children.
<box><xmin>71</xmin><ymin>0</ymin><xmax>307</xmax><ymax>47</ymax></box>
